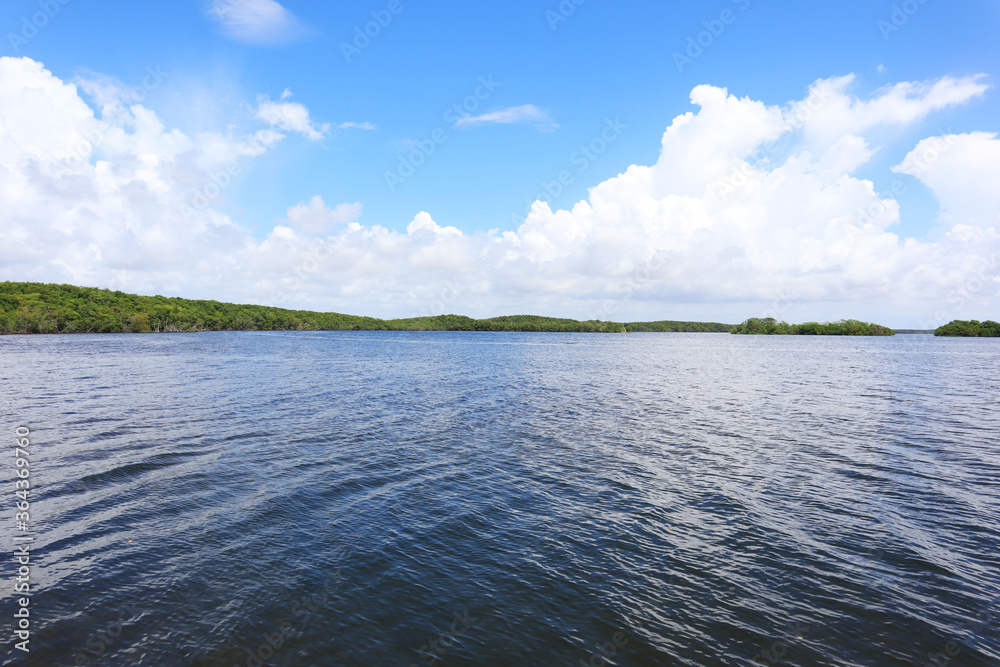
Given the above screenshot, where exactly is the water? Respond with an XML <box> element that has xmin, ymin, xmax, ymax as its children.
<box><xmin>1</xmin><ymin>331</ymin><xmax>999</xmax><ymax>666</ymax></box>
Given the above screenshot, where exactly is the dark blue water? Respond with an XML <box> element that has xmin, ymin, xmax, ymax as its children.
<box><xmin>2</xmin><ymin>332</ymin><xmax>999</xmax><ymax>666</ymax></box>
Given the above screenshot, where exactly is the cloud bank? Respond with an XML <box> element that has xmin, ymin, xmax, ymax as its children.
<box><xmin>1</xmin><ymin>57</ymin><xmax>998</xmax><ymax>327</ymax></box>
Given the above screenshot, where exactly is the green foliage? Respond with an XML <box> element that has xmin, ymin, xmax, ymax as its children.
<box><xmin>0</xmin><ymin>282</ymin><xmax>624</xmax><ymax>334</ymax></box>
<box><xmin>129</xmin><ymin>313</ymin><xmax>152</xmax><ymax>333</ymax></box>
<box><xmin>731</xmin><ymin>317</ymin><xmax>793</xmax><ymax>335</ymax></box>
<box><xmin>624</xmin><ymin>321</ymin><xmax>733</xmax><ymax>333</ymax></box>
<box><xmin>935</xmin><ymin>320</ymin><xmax>1000</xmax><ymax>337</ymax></box>
<box><xmin>0</xmin><ymin>282</ymin><xmax>380</xmax><ymax>334</ymax></box>
<box><xmin>0</xmin><ymin>283</ymin><xmax>909</xmax><ymax>337</ymax></box>
<box><xmin>732</xmin><ymin>318</ymin><xmax>896</xmax><ymax>336</ymax></box>
<box><xmin>0</xmin><ymin>281</ymin><xmax>719</xmax><ymax>335</ymax></box>
<box><xmin>384</xmin><ymin>314</ymin><xmax>626</xmax><ymax>333</ymax></box>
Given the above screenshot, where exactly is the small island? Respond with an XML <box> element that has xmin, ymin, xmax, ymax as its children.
<box><xmin>731</xmin><ymin>318</ymin><xmax>895</xmax><ymax>336</ymax></box>
<box><xmin>934</xmin><ymin>320</ymin><xmax>1000</xmax><ymax>337</ymax></box>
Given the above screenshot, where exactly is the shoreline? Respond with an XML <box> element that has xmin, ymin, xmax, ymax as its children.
<box><xmin>2</xmin><ymin>281</ymin><xmax>988</xmax><ymax>337</ymax></box>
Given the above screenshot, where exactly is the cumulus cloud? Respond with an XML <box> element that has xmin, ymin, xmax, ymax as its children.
<box><xmin>207</xmin><ymin>0</ymin><xmax>304</xmax><ymax>45</ymax></box>
<box><xmin>0</xmin><ymin>57</ymin><xmax>278</xmax><ymax>293</ymax></box>
<box><xmin>255</xmin><ymin>91</ymin><xmax>329</xmax><ymax>140</ymax></box>
<box><xmin>455</xmin><ymin>104</ymin><xmax>558</xmax><ymax>131</ymax></box>
<box><xmin>792</xmin><ymin>74</ymin><xmax>988</xmax><ymax>147</ymax></box>
<box><xmin>406</xmin><ymin>211</ymin><xmax>463</xmax><ymax>237</ymax></box>
<box><xmin>336</xmin><ymin>121</ymin><xmax>376</xmax><ymax>131</ymax></box>
<box><xmin>1</xmin><ymin>57</ymin><xmax>998</xmax><ymax>327</ymax></box>
<box><xmin>285</xmin><ymin>197</ymin><xmax>362</xmax><ymax>236</ymax></box>
<box><xmin>894</xmin><ymin>132</ymin><xmax>1000</xmax><ymax>228</ymax></box>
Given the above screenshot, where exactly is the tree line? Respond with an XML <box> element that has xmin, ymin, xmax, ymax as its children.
<box><xmin>731</xmin><ymin>318</ymin><xmax>896</xmax><ymax>336</ymax></box>
<box><xmin>934</xmin><ymin>320</ymin><xmax>1000</xmax><ymax>337</ymax></box>
<box><xmin>0</xmin><ymin>282</ymin><xmax>733</xmax><ymax>335</ymax></box>
<box><xmin>624</xmin><ymin>320</ymin><xmax>733</xmax><ymax>333</ymax></box>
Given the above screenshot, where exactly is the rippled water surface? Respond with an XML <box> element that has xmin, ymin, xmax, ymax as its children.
<box><xmin>2</xmin><ymin>331</ymin><xmax>999</xmax><ymax>666</ymax></box>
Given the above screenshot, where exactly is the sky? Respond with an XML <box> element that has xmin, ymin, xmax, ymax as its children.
<box><xmin>1</xmin><ymin>0</ymin><xmax>998</xmax><ymax>327</ymax></box>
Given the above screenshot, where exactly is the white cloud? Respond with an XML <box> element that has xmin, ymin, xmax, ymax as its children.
<box><xmin>337</xmin><ymin>121</ymin><xmax>376</xmax><ymax>131</ymax></box>
<box><xmin>1</xmin><ymin>58</ymin><xmax>998</xmax><ymax>327</ymax></box>
<box><xmin>0</xmin><ymin>57</ymin><xmax>278</xmax><ymax>291</ymax></box>
<box><xmin>207</xmin><ymin>0</ymin><xmax>304</xmax><ymax>45</ymax></box>
<box><xmin>455</xmin><ymin>104</ymin><xmax>558</xmax><ymax>131</ymax></box>
<box><xmin>255</xmin><ymin>92</ymin><xmax>329</xmax><ymax>140</ymax></box>
<box><xmin>407</xmin><ymin>211</ymin><xmax>463</xmax><ymax>237</ymax></box>
<box><xmin>894</xmin><ymin>132</ymin><xmax>1000</xmax><ymax>228</ymax></box>
<box><xmin>793</xmin><ymin>74</ymin><xmax>989</xmax><ymax>148</ymax></box>
<box><xmin>285</xmin><ymin>196</ymin><xmax>362</xmax><ymax>236</ymax></box>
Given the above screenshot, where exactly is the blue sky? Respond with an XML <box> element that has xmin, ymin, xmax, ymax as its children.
<box><xmin>2</xmin><ymin>0</ymin><xmax>999</xmax><ymax>325</ymax></box>
<box><xmin>9</xmin><ymin>0</ymin><xmax>996</xmax><ymax>236</ymax></box>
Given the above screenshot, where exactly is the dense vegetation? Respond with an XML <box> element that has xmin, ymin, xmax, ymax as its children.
<box><xmin>383</xmin><ymin>314</ymin><xmax>626</xmax><ymax>333</ymax></box>
<box><xmin>0</xmin><ymin>282</ymin><xmax>729</xmax><ymax>335</ymax></box>
<box><xmin>625</xmin><ymin>320</ymin><xmax>732</xmax><ymax>333</ymax></box>
<box><xmin>731</xmin><ymin>318</ymin><xmax>895</xmax><ymax>336</ymax></box>
<box><xmin>934</xmin><ymin>320</ymin><xmax>1000</xmax><ymax>337</ymax></box>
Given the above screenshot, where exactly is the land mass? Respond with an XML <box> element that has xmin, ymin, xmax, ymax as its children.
<box><xmin>0</xmin><ymin>283</ymin><xmax>921</xmax><ymax>337</ymax></box>
<box><xmin>934</xmin><ymin>320</ymin><xmax>1000</xmax><ymax>337</ymax></box>
<box><xmin>731</xmin><ymin>317</ymin><xmax>895</xmax><ymax>336</ymax></box>
<box><xmin>0</xmin><ymin>282</ymin><xmax>735</xmax><ymax>335</ymax></box>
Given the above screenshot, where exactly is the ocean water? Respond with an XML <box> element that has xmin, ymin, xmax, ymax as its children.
<box><xmin>1</xmin><ymin>331</ymin><xmax>998</xmax><ymax>666</ymax></box>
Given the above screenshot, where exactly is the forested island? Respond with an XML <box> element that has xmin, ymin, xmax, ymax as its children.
<box><xmin>731</xmin><ymin>318</ymin><xmax>895</xmax><ymax>336</ymax></box>
<box><xmin>624</xmin><ymin>320</ymin><xmax>733</xmax><ymax>333</ymax></box>
<box><xmin>0</xmin><ymin>282</ymin><xmax>734</xmax><ymax>335</ymax></box>
<box><xmin>934</xmin><ymin>320</ymin><xmax>1000</xmax><ymax>337</ymax></box>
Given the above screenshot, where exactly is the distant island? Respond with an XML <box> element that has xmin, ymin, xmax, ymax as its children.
<box><xmin>0</xmin><ymin>283</ymin><xmax>925</xmax><ymax>337</ymax></box>
<box><xmin>731</xmin><ymin>318</ymin><xmax>895</xmax><ymax>336</ymax></box>
<box><xmin>0</xmin><ymin>282</ymin><xmax>734</xmax><ymax>335</ymax></box>
<box><xmin>934</xmin><ymin>320</ymin><xmax>1000</xmax><ymax>337</ymax></box>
